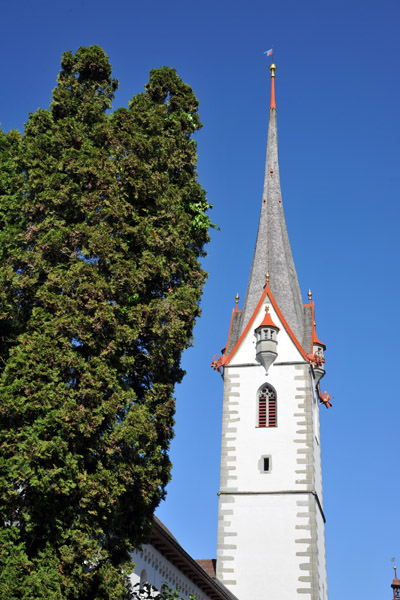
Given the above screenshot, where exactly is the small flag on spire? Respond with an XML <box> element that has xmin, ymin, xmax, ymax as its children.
<box><xmin>264</xmin><ymin>48</ymin><xmax>273</xmax><ymax>56</ymax></box>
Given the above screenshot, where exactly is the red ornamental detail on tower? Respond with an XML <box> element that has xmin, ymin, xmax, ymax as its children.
<box><xmin>211</xmin><ymin>353</ymin><xmax>227</xmax><ymax>374</ymax></box>
<box><xmin>392</xmin><ymin>566</ymin><xmax>400</xmax><ymax>600</ymax></box>
<box><xmin>307</xmin><ymin>349</ymin><xmax>326</xmax><ymax>369</ymax></box>
<box><xmin>319</xmin><ymin>391</ymin><xmax>332</xmax><ymax>409</ymax></box>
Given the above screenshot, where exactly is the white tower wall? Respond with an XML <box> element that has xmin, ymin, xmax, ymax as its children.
<box><xmin>216</xmin><ymin>301</ymin><xmax>328</xmax><ymax>600</ymax></box>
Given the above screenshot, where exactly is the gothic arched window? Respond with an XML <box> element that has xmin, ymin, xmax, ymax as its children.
<box><xmin>258</xmin><ymin>384</ymin><xmax>277</xmax><ymax>427</ymax></box>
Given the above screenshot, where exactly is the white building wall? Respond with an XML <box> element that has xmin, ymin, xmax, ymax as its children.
<box><xmin>311</xmin><ymin>364</ymin><xmax>328</xmax><ymax>600</ymax></box>
<box><xmin>216</xmin><ymin>299</ymin><xmax>327</xmax><ymax>600</ymax></box>
<box><xmin>131</xmin><ymin>544</ymin><xmax>212</xmax><ymax>600</ymax></box>
<box><xmin>312</xmin><ymin>377</ymin><xmax>323</xmax><ymax>502</ymax></box>
<box><xmin>316</xmin><ymin>507</ymin><xmax>328</xmax><ymax>600</ymax></box>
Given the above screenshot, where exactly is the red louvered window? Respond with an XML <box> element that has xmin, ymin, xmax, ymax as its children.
<box><xmin>259</xmin><ymin>396</ymin><xmax>267</xmax><ymax>426</ymax></box>
<box><xmin>258</xmin><ymin>385</ymin><xmax>277</xmax><ymax>427</ymax></box>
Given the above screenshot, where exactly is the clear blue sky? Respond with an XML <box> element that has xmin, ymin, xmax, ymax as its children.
<box><xmin>2</xmin><ymin>1</ymin><xmax>400</xmax><ymax>598</ymax></box>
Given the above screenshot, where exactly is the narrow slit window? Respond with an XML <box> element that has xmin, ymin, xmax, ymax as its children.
<box><xmin>259</xmin><ymin>454</ymin><xmax>272</xmax><ymax>473</ymax></box>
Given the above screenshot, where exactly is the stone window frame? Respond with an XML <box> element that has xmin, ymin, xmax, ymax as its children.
<box><xmin>258</xmin><ymin>454</ymin><xmax>272</xmax><ymax>474</ymax></box>
<box><xmin>256</xmin><ymin>382</ymin><xmax>277</xmax><ymax>428</ymax></box>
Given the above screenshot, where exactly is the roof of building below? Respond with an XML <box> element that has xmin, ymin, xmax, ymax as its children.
<box><xmin>195</xmin><ymin>559</ymin><xmax>217</xmax><ymax>579</ymax></box>
<box><xmin>151</xmin><ymin>517</ymin><xmax>239</xmax><ymax>600</ymax></box>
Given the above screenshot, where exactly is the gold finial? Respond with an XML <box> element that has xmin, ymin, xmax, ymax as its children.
<box><xmin>235</xmin><ymin>293</ymin><xmax>239</xmax><ymax>310</ymax></box>
<box><xmin>269</xmin><ymin>63</ymin><xmax>277</xmax><ymax>78</ymax></box>
<box><xmin>266</xmin><ymin>272</ymin><xmax>270</xmax><ymax>285</ymax></box>
<box><xmin>265</xmin><ymin>304</ymin><xmax>270</xmax><ymax>313</ymax></box>
<box><xmin>314</xmin><ymin>321</ymin><xmax>317</xmax><ymax>327</ymax></box>
<box><xmin>308</xmin><ymin>289</ymin><xmax>312</xmax><ymax>302</ymax></box>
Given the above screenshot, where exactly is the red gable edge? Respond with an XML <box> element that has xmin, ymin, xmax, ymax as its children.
<box><xmin>304</xmin><ymin>300</ymin><xmax>326</xmax><ymax>354</ymax></box>
<box><xmin>224</xmin><ymin>283</ymin><xmax>308</xmax><ymax>366</ymax></box>
<box><xmin>310</xmin><ymin>302</ymin><xmax>326</xmax><ymax>350</ymax></box>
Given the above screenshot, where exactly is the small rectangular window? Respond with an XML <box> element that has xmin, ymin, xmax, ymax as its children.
<box><xmin>259</xmin><ymin>455</ymin><xmax>272</xmax><ymax>473</ymax></box>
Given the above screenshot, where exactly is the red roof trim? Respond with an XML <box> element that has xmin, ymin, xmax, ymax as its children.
<box><xmin>225</xmin><ymin>284</ymin><xmax>308</xmax><ymax>365</ymax></box>
<box><xmin>308</xmin><ymin>301</ymin><xmax>326</xmax><ymax>350</ymax></box>
<box><xmin>256</xmin><ymin>307</ymin><xmax>280</xmax><ymax>330</ymax></box>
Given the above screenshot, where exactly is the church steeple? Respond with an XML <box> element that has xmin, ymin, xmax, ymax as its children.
<box><xmin>239</xmin><ymin>63</ymin><xmax>305</xmax><ymax>343</ymax></box>
<box><xmin>215</xmin><ymin>63</ymin><xmax>329</xmax><ymax>600</ymax></box>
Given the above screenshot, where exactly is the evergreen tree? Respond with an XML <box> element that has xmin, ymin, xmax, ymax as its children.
<box><xmin>0</xmin><ymin>128</ymin><xmax>23</xmax><ymax>367</ymax></box>
<box><xmin>132</xmin><ymin>583</ymin><xmax>196</xmax><ymax>600</ymax></box>
<box><xmin>0</xmin><ymin>46</ymin><xmax>212</xmax><ymax>599</ymax></box>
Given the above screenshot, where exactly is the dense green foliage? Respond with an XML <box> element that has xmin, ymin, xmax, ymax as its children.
<box><xmin>0</xmin><ymin>46</ymin><xmax>212</xmax><ymax>599</ymax></box>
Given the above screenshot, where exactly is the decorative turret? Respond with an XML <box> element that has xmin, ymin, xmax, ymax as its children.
<box><xmin>254</xmin><ymin>300</ymin><xmax>280</xmax><ymax>375</ymax></box>
<box><xmin>391</xmin><ymin>566</ymin><xmax>400</xmax><ymax>599</ymax></box>
<box><xmin>307</xmin><ymin>289</ymin><xmax>326</xmax><ymax>385</ymax></box>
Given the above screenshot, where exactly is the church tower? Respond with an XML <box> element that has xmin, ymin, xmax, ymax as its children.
<box><xmin>214</xmin><ymin>64</ymin><xmax>330</xmax><ymax>600</ymax></box>
<box><xmin>391</xmin><ymin>566</ymin><xmax>400</xmax><ymax>600</ymax></box>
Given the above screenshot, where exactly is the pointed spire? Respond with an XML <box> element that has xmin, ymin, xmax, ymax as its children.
<box><xmin>239</xmin><ymin>64</ymin><xmax>305</xmax><ymax>343</ymax></box>
<box><xmin>269</xmin><ymin>63</ymin><xmax>276</xmax><ymax>109</ymax></box>
<box><xmin>392</xmin><ymin>566</ymin><xmax>400</xmax><ymax>584</ymax></box>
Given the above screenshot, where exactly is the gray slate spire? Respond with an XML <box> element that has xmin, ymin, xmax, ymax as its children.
<box><xmin>239</xmin><ymin>65</ymin><xmax>304</xmax><ymax>343</ymax></box>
